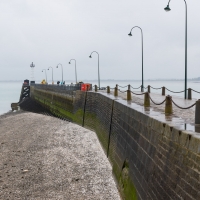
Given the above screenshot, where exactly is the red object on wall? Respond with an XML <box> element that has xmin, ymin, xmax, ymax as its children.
<box><xmin>81</xmin><ymin>84</ymin><xmax>90</xmax><ymax>91</ymax></box>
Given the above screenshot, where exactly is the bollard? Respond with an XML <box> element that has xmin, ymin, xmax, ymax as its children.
<box><xmin>127</xmin><ymin>90</ymin><xmax>132</xmax><ymax>101</ymax></box>
<box><xmin>195</xmin><ymin>100</ymin><xmax>200</xmax><ymax>124</ymax></box>
<box><xmin>188</xmin><ymin>88</ymin><xmax>192</xmax><ymax>100</ymax></box>
<box><xmin>95</xmin><ymin>85</ymin><xmax>97</xmax><ymax>92</ymax></box>
<box><xmin>127</xmin><ymin>85</ymin><xmax>131</xmax><ymax>101</ymax></box>
<box><xmin>165</xmin><ymin>95</ymin><xmax>172</xmax><ymax>114</ymax></box>
<box><xmin>148</xmin><ymin>85</ymin><xmax>150</xmax><ymax>93</ymax></box>
<box><xmin>107</xmin><ymin>86</ymin><xmax>110</xmax><ymax>93</ymax></box>
<box><xmin>144</xmin><ymin>92</ymin><xmax>150</xmax><ymax>107</ymax></box>
<box><xmin>162</xmin><ymin>87</ymin><xmax>165</xmax><ymax>96</ymax></box>
<box><xmin>116</xmin><ymin>84</ymin><xmax>118</xmax><ymax>90</ymax></box>
<box><xmin>114</xmin><ymin>87</ymin><xmax>118</xmax><ymax>97</ymax></box>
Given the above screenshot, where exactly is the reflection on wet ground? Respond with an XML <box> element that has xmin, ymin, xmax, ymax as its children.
<box><xmin>99</xmin><ymin>92</ymin><xmax>200</xmax><ymax>134</ymax></box>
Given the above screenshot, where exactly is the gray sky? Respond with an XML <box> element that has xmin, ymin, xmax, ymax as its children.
<box><xmin>0</xmin><ymin>0</ymin><xmax>200</xmax><ymax>82</ymax></box>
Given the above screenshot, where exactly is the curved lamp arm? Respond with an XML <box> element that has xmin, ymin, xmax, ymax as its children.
<box><xmin>89</xmin><ymin>51</ymin><xmax>99</xmax><ymax>57</ymax></box>
<box><xmin>56</xmin><ymin>63</ymin><xmax>63</xmax><ymax>83</ymax></box>
<box><xmin>42</xmin><ymin>69</ymin><xmax>47</xmax><ymax>83</ymax></box>
<box><xmin>48</xmin><ymin>67</ymin><xmax>54</xmax><ymax>84</ymax></box>
<box><xmin>164</xmin><ymin>0</ymin><xmax>187</xmax><ymax>99</ymax></box>
<box><xmin>89</xmin><ymin>51</ymin><xmax>100</xmax><ymax>88</ymax></box>
<box><xmin>128</xmin><ymin>26</ymin><xmax>144</xmax><ymax>92</ymax></box>
<box><xmin>69</xmin><ymin>59</ymin><xmax>77</xmax><ymax>83</ymax></box>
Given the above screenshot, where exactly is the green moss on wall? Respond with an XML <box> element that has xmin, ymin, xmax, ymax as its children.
<box><xmin>31</xmin><ymin>89</ymin><xmax>138</xmax><ymax>200</ymax></box>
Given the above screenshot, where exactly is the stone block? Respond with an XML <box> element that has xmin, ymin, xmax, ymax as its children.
<box><xmin>188</xmin><ymin>134</ymin><xmax>200</xmax><ymax>154</ymax></box>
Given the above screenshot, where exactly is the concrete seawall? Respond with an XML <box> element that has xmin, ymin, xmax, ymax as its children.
<box><xmin>27</xmin><ymin>85</ymin><xmax>200</xmax><ymax>200</ymax></box>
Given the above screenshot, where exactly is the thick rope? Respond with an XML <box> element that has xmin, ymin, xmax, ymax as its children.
<box><xmin>118</xmin><ymin>85</ymin><xmax>129</xmax><ymax>88</ymax></box>
<box><xmin>191</xmin><ymin>89</ymin><xmax>200</xmax><ymax>94</ymax></box>
<box><xmin>149</xmin><ymin>94</ymin><xmax>166</xmax><ymax>105</ymax></box>
<box><xmin>118</xmin><ymin>89</ymin><xmax>127</xmax><ymax>93</ymax></box>
<box><xmin>131</xmin><ymin>91</ymin><xmax>146</xmax><ymax>95</ymax></box>
<box><xmin>165</xmin><ymin>88</ymin><xmax>186</xmax><ymax>93</ymax></box>
<box><xmin>171</xmin><ymin>99</ymin><xmax>196</xmax><ymax>109</ymax></box>
<box><xmin>130</xmin><ymin>85</ymin><xmax>141</xmax><ymax>90</ymax></box>
<box><xmin>150</xmin><ymin>86</ymin><xmax>162</xmax><ymax>90</ymax></box>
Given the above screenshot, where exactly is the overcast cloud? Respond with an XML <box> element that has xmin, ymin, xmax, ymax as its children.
<box><xmin>0</xmin><ymin>0</ymin><xmax>200</xmax><ymax>82</ymax></box>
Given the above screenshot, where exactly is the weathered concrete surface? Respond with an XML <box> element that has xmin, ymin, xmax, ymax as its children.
<box><xmin>0</xmin><ymin>111</ymin><xmax>120</xmax><ymax>200</ymax></box>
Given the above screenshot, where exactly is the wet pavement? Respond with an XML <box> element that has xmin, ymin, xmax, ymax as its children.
<box><xmin>98</xmin><ymin>90</ymin><xmax>200</xmax><ymax>134</ymax></box>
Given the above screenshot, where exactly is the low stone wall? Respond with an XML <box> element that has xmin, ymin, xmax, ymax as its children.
<box><xmin>29</xmin><ymin>87</ymin><xmax>200</xmax><ymax>200</ymax></box>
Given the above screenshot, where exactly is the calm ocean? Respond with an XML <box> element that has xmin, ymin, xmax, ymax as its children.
<box><xmin>0</xmin><ymin>80</ymin><xmax>200</xmax><ymax>115</ymax></box>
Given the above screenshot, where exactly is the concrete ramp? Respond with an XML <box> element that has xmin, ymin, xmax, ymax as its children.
<box><xmin>0</xmin><ymin>112</ymin><xmax>120</xmax><ymax>199</ymax></box>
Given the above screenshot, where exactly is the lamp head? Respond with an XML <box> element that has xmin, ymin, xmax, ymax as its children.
<box><xmin>69</xmin><ymin>62</ymin><xmax>71</xmax><ymax>64</ymax></box>
<box><xmin>164</xmin><ymin>5</ymin><xmax>171</xmax><ymax>12</ymax></box>
<box><xmin>42</xmin><ymin>70</ymin><xmax>43</xmax><ymax>72</ymax></box>
<box><xmin>128</xmin><ymin>32</ymin><xmax>132</xmax><ymax>37</ymax></box>
<box><xmin>89</xmin><ymin>55</ymin><xmax>92</xmax><ymax>58</ymax></box>
<box><xmin>56</xmin><ymin>66</ymin><xmax>58</xmax><ymax>68</ymax></box>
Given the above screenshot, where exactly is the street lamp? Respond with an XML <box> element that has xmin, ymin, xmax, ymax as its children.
<box><xmin>42</xmin><ymin>69</ymin><xmax>47</xmax><ymax>84</ymax></box>
<box><xmin>48</xmin><ymin>67</ymin><xmax>54</xmax><ymax>84</ymax></box>
<box><xmin>69</xmin><ymin>59</ymin><xmax>77</xmax><ymax>83</ymax></box>
<box><xmin>128</xmin><ymin>26</ymin><xmax>144</xmax><ymax>92</ymax></box>
<box><xmin>164</xmin><ymin>0</ymin><xmax>188</xmax><ymax>99</ymax></box>
<box><xmin>89</xmin><ymin>51</ymin><xmax>100</xmax><ymax>88</ymax></box>
<box><xmin>56</xmin><ymin>63</ymin><xmax>63</xmax><ymax>84</ymax></box>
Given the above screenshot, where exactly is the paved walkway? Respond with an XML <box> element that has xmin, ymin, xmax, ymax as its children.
<box><xmin>99</xmin><ymin>90</ymin><xmax>199</xmax><ymax>133</ymax></box>
<box><xmin>0</xmin><ymin>112</ymin><xmax>120</xmax><ymax>200</ymax></box>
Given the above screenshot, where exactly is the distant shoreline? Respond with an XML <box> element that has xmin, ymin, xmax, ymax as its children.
<box><xmin>1</xmin><ymin>79</ymin><xmax>200</xmax><ymax>82</ymax></box>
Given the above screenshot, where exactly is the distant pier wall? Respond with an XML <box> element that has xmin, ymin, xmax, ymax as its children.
<box><xmin>28</xmin><ymin>85</ymin><xmax>200</xmax><ymax>200</ymax></box>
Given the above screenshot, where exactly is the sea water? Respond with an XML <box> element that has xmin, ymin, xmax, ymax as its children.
<box><xmin>0</xmin><ymin>82</ymin><xmax>22</xmax><ymax>115</ymax></box>
<box><xmin>0</xmin><ymin>80</ymin><xmax>200</xmax><ymax>115</ymax></box>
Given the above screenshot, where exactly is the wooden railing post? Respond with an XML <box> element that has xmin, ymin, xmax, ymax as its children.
<box><xmin>127</xmin><ymin>84</ymin><xmax>131</xmax><ymax>101</ymax></box>
<box><xmin>162</xmin><ymin>87</ymin><xmax>165</xmax><ymax>96</ymax></box>
<box><xmin>148</xmin><ymin>85</ymin><xmax>150</xmax><ymax>93</ymax></box>
<box><xmin>107</xmin><ymin>86</ymin><xmax>110</xmax><ymax>93</ymax></box>
<box><xmin>188</xmin><ymin>88</ymin><xmax>192</xmax><ymax>100</ymax></box>
<box><xmin>165</xmin><ymin>95</ymin><xmax>172</xmax><ymax>114</ymax></box>
<box><xmin>195</xmin><ymin>100</ymin><xmax>200</xmax><ymax>124</ymax></box>
<box><xmin>144</xmin><ymin>92</ymin><xmax>150</xmax><ymax>107</ymax></box>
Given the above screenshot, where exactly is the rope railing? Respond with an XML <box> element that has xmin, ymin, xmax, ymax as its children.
<box><xmin>118</xmin><ymin>89</ymin><xmax>127</xmax><ymax>94</ymax></box>
<box><xmin>94</xmin><ymin>84</ymin><xmax>199</xmax><ymax>112</ymax></box>
<box><xmin>118</xmin><ymin>85</ymin><xmax>129</xmax><ymax>88</ymax></box>
<box><xmin>150</xmin><ymin>86</ymin><xmax>162</xmax><ymax>90</ymax></box>
<box><xmin>93</xmin><ymin>84</ymin><xmax>200</xmax><ymax>102</ymax></box>
<box><xmin>93</xmin><ymin>84</ymin><xmax>200</xmax><ymax>123</ymax></box>
<box><xmin>191</xmin><ymin>89</ymin><xmax>200</xmax><ymax>94</ymax></box>
<box><xmin>130</xmin><ymin>85</ymin><xmax>141</xmax><ymax>90</ymax></box>
<box><xmin>92</xmin><ymin>84</ymin><xmax>200</xmax><ymax>95</ymax></box>
<box><xmin>131</xmin><ymin>91</ymin><xmax>146</xmax><ymax>95</ymax></box>
<box><xmin>149</xmin><ymin>94</ymin><xmax>166</xmax><ymax>105</ymax></box>
<box><xmin>165</xmin><ymin>88</ymin><xmax>186</xmax><ymax>93</ymax></box>
<box><xmin>171</xmin><ymin>99</ymin><xmax>196</xmax><ymax>109</ymax></box>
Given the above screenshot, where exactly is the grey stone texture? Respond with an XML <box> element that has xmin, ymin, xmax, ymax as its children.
<box><xmin>0</xmin><ymin>112</ymin><xmax>120</xmax><ymax>200</ymax></box>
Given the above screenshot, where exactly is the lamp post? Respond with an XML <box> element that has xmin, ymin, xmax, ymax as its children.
<box><xmin>56</xmin><ymin>63</ymin><xmax>63</xmax><ymax>84</ymax></box>
<box><xmin>164</xmin><ymin>0</ymin><xmax>187</xmax><ymax>99</ymax></box>
<box><xmin>89</xmin><ymin>51</ymin><xmax>100</xmax><ymax>88</ymax></box>
<box><xmin>42</xmin><ymin>69</ymin><xmax>47</xmax><ymax>83</ymax></box>
<box><xmin>128</xmin><ymin>26</ymin><xmax>144</xmax><ymax>92</ymax></box>
<box><xmin>48</xmin><ymin>67</ymin><xmax>54</xmax><ymax>84</ymax></box>
<box><xmin>69</xmin><ymin>59</ymin><xmax>77</xmax><ymax>83</ymax></box>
